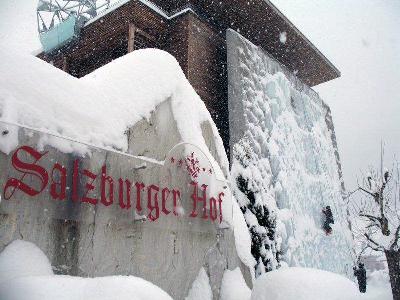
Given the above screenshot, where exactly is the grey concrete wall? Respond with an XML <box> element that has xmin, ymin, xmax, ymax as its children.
<box><xmin>0</xmin><ymin>99</ymin><xmax>251</xmax><ymax>299</ymax></box>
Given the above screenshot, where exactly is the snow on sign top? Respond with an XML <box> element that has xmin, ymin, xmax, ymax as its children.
<box><xmin>0</xmin><ymin>122</ymin><xmax>232</xmax><ymax>233</ymax></box>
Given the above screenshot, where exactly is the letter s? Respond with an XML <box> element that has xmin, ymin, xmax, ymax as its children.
<box><xmin>4</xmin><ymin>146</ymin><xmax>49</xmax><ymax>200</ymax></box>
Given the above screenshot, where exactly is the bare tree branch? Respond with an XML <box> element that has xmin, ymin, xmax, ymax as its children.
<box><xmin>364</xmin><ymin>233</ymin><xmax>385</xmax><ymax>252</ymax></box>
<box><xmin>359</xmin><ymin>213</ymin><xmax>381</xmax><ymax>226</ymax></box>
<box><xmin>357</xmin><ymin>245</ymin><xmax>369</xmax><ymax>261</ymax></box>
<box><xmin>345</xmin><ymin>187</ymin><xmax>361</xmax><ymax>202</ymax></box>
<box><xmin>366</xmin><ymin>223</ymin><xmax>379</xmax><ymax>229</ymax></box>
<box><xmin>358</xmin><ymin>187</ymin><xmax>377</xmax><ymax>199</ymax></box>
<box><xmin>369</xmin><ymin>245</ymin><xmax>384</xmax><ymax>252</ymax></box>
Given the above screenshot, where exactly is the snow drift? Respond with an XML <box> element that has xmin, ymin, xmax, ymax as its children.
<box><xmin>0</xmin><ymin>240</ymin><xmax>53</xmax><ymax>284</ymax></box>
<box><xmin>251</xmin><ymin>267</ymin><xmax>360</xmax><ymax>300</ymax></box>
<box><xmin>185</xmin><ymin>268</ymin><xmax>213</xmax><ymax>300</ymax></box>
<box><xmin>0</xmin><ymin>240</ymin><xmax>172</xmax><ymax>300</ymax></box>
<box><xmin>220</xmin><ymin>267</ymin><xmax>251</xmax><ymax>300</ymax></box>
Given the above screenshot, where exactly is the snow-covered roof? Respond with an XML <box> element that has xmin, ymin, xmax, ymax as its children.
<box><xmin>82</xmin><ymin>0</ymin><xmax>340</xmax><ymax>86</ymax></box>
<box><xmin>85</xmin><ymin>0</ymin><xmax>196</xmax><ymax>27</ymax></box>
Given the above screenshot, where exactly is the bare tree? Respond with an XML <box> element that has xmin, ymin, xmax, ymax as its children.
<box><xmin>349</xmin><ymin>152</ymin><xmax>400</xmax><ymax>299</ymax></box>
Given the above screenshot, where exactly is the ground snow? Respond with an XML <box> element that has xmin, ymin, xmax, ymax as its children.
<box><xmin>0</xmin><ymin>241</ymin><xmax>391</xmax><ymax>300</ymax></box>
<box><xmin>0</xmin><ymin>240</ymin><xmax>172</xmax><ymax>300</ymax></box>
<box><xmin>1</xmin><ymin>276</ymin><xmax>173</xmax><ymax>300</ymax></box>
<box><xmin>362</xmin><ymin>270</ymin><xmax>392</xmax><ymax>300</ymax></box>
<box><xmin>0</xmin><ymin>240</ymin><xmax>53</xmax><ymax>284</ymax></box>
<box><xmin>251</xmin><ymin>267</ymin><xmax>361</xmax><ymax>300</ymax></box>
<box><xmin>185</xmin><ymin>268</ymin><xmax>213</xmax><ymax>300</ymax></box>
<box><xmin>220</xmin><ymin>267</ymin><xmax>251</xmax><ymax>300</ymax></box>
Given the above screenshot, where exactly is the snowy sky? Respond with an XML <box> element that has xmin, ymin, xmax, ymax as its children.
<box><xmin>0</xmin><ymin>0</ymin><xmax>399</xmax><ymax>189</ymax></box>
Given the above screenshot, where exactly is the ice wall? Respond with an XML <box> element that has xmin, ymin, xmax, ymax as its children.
<box><xmin>227</xmin><ymin>29</ymin><xmax>354</xmax><ymax>276</ymax></box>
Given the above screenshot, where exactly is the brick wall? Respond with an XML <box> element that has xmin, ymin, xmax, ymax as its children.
<box><xmin>40</xmin><ymin>1</ymin><xmax>168</xmax><ymax>78</ymax></box>
<box><xmin>165</xmin><ymin>15</ymin><xmax>190</xmax><ymax>76</ymax></box>
<box><xmin>186</xmin><ymin>15</ymin><xmax>229</xmax><ymax>154</ymax></box>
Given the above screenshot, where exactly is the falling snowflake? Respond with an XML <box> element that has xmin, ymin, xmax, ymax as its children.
<box><xmin>279</xmin><ymin>31</ymin><xmax>287</xmax><ymax>44</ymax></box>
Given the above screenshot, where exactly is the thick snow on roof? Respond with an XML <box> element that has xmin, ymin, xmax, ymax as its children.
<box><xmin>0</xmin><ymin>47</ymin><xmax>228</xmax><ymax>172</ymax></box>
<box><xmin>85</xmin><ymin>0</ymin><xmax>196</xmax><ymax>27</ymax></box>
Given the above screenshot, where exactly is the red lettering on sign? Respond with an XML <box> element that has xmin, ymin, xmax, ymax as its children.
<box><xmin>50</xmin><ymin>163</ymin><xmax>66</xmax><ymax>200</ymax></box>
<box><xmin>189</xmin><ymin>182</ymin><xmax>208</xmax><ymax>220</ymax></box>
<box><xmin>101</xmin><ymin>166</ymin><xmax>113</xmax><ymax>206</ymax></box>
<box><xmin>4</xmin><ymin>146</ymin><xmax>49</xmax><ymax>200</ymax></box>
<box><xmin>209</xmin><ymin>197</ymin><xmax>217</xmax><ymax>221</ymax></box>
<box><xmin>82</xmin><ymin>169</ymin><xmax>98</xmax><ymax>205</ymax></box>
<box><xmin>119</xmin><ymin>179</ymin><xmax>131</xmax><ymax>210</ymax></box>
<box><xmin>2</xmin><ymin>145</ymin><xmax>226</xmax><ymax>224</ymax></box>
<box><xmin>162</xmin><ymin>187</ymin><xmax>170</xmax><ymax>215</ymax></box>
<box><xmin>147</xmin><ymin>184</ymin><xmax>160</xmax><ymax>221</ymax></box>
<box><xmin>218</xmin><ymin>192</ymin><xmax>224</xmax><ymax>223</ymax></box>
<box><xmin>135</xmin><ymin>182</ymin><xmax>145</xmax><ymax>212</ymax></box>
<box><xmin>72</xmin><ymin>159</ymin><xmax>80</xmax><ymax>202</ymax></box>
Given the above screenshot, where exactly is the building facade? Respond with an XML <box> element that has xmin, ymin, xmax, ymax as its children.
<box><xmin>37</xmin><ymin>0</ymin><xmax>352</xmax><ymax>278</ymax></box>
<box><xmin>38</xmin><ymin>0</ymin><xmax>340</xmax><ymax>158</ymax></box>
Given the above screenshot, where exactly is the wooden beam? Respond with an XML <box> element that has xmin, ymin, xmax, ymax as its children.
<box><xmin>128</xmin><ymin>23</ymin><xmax>136</xmax><ymax>53</ymax></box>
<box><xmin>62</xmin><ymin>56</ymin><xmax>69</xmax><ymax>72</ymax></box>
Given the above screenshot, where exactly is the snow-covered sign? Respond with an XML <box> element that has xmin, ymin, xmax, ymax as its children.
<box><xmin>0</xmin><ymin>121</ymin><xmax>231</xmax><ymax>232</ymax></box>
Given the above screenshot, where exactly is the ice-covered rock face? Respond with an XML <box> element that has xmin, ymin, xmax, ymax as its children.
<box><xmin>227</xmin><ymin>30</ymin><xmax>354</xmax><ymax>276</ymax></box>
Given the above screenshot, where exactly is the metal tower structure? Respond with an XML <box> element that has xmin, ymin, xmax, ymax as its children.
<box><xmin>37</xmin><ymin>0</ymin><xmax>111</xmax><ymax>52</ymax></box>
